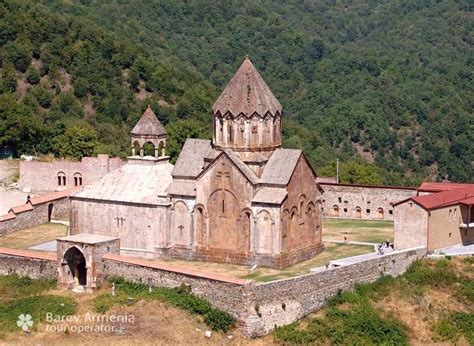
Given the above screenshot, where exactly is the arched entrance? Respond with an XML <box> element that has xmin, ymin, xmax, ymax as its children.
<box><xmin>63</xmin><ymin>247</ymin><xmax>87</xmax><ymax>286</ymax></box>
<box><xmin>354</xmin><ymin>206</ymin><xmax>362</xmax><ymax>219</ymax></box>
<box><xmin>332</xmin><ymin>205</ymin><xmax>340</xmax><ymax>217</ymax></box>
<box><xmin>48</xmin><ymin>203</ymin><xmax>54</xmax><ymax>222</ymax></box>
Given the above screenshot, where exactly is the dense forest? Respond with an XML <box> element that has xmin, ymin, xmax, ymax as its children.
<box><xmin>0</xmin><ymin>0</ymin><xmax>472</xmax><ymax>185</ymax></box>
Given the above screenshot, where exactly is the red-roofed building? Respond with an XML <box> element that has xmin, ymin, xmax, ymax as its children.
<box><xmin>393</xmin><ymin>186</ymin><xmax>474</xmax><ymax>251</ymax></box>
<box><xmin>417</xmin><ymin>182</ymin><xmax>474</xmax><ymax>195</ymax></box>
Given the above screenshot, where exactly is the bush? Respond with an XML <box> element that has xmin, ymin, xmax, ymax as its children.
<box><xmin>204</xmin><ymin>309</ymin><xmax>235</xmax><ymax>332</ymax></box>
<box><xmin>25</xmin><ymin>66</ymin><xmax>40</xmax><ymax>84</ymax></box>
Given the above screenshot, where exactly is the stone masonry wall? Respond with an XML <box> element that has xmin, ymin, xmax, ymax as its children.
<box><xmin>244</xmin><ymin>246</ymin><xmax>427</xmax><ymax>336</ymax></box>
<box><xmin>0</xmin><ymin>197</ymin><xmax>70</xmax><ymax>235</ymax></box>
<box><xmin>101</xmin><ymin>254</ymin><xmax>249</xmax><ymax>319</ymax></box>
<box><xmin>19</xmin><ymin>154</ymin><xmax>124</xmax><ymax>193</ymax></box>
<box><xmin>321</xmin><ymin>183</ymin><xmax>417</xmax><ymax>221</ymax></box>
<box><xmin>100</xmin><ymin>247</ymin><xmax>426</xmax><ymax>337</ymax></box>
<box><xmin>0</xmin><ymin>249</ymin><xmax>57</xmax><ymax>279</ymax></box>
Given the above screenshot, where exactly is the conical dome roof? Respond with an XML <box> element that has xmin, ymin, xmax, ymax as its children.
<box><xmin>212</xmin><ymin>58</ymin><xmax>282</xmax><ymax>117</ymax></box>
<box><xmin>131</xmin><ymin>106</ymin><xmax>166</xmax><ymax>136</ymax></box>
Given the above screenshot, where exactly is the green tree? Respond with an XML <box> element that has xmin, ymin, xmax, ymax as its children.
<box><xmin>25</xmin><ymin>66</ymin><xmax>40</xmax><ymax>85</ymax></box>
<box><xmin>54</xmin><ymin>123</ymin><xmax>98</xmax><ymax>159</ymax></box>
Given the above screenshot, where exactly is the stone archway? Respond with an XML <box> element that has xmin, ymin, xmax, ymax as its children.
<box><xmin>63</xmin><ymin>247</ymin><xmax>87</xmax><ymax>287</ymax></box>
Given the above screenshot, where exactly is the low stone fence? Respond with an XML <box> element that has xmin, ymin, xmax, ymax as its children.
<box><xmin>102</xmin><ymin>247</ymin><xmax>426</xmax><ymax>337</ymax></box>
<box><xmin>245</xmin><ymin>246</ymin><xmax>426</xmax><ymax>336</ymax></box>
<box><xmin>101</xmin><ymin>254</ymin><xmax>249</xmax><ymax>319</ymax></box>
<box><xmin>0</xmin><ymin>247</ymin><xmax>57</xmax><ymax>279</ymax></box>
<box><xmin>0</xmin><ymin>188</ymin><xmax>78</xmax><ymax>235</ymax></box>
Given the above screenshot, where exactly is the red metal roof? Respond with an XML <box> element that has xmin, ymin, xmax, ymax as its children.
<box><xmin>417</xmin><ymin>182</ymin><xmax>474</xmax><ymax>193</ymax></box>
<box><xmin>9</xmin><ymin>203</ymin><xmax>33</xmax><ymax>214</ymax></box>
<box><xmin>395</xmin><ymin>186</ymin><xmax>474</xmax><ymax>210</ymax></box>
<box><xmin>0</xmin><ymin>212</ymin><xmax>16</xmax><ymax>221</ymax></box>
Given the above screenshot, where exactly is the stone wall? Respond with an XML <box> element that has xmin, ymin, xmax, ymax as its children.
<box><xmin>320</xmin><ymin>183</ymin><xmax>417</xmax><ymax>221</ymax></box>
<box><xmin>0</xmin><ymin>248</ymin><xmax>57</xmax><ymax>279</ymax></box>
<box><xmin>0</xmin><ymin>194</ymin><xmax>71</xmax><ymax>235</ymax></box>
<box><xmin>19</xmin><ymin>154</ymin><xmax>124</xmax><ymax>193</ymax></box>
<box><xmin>101</xmin><ymin>254</ymin><xmax>249</xmax><ymax>319</ymax></box>
<box><xmin>100</xmin><ymin>247</ymin><xmax>426</xmax><ymax>337</ymax></box>
<box><xmin>245</xmin><ymin>246</ymin><xmax>427</xmax><ymax>336</ymax></box>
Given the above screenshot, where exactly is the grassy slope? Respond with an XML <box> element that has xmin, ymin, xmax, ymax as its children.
<box><xmin>275</xmin><ymin>257</ymin><xmax>474</xmax><ymax>345</ymax></box>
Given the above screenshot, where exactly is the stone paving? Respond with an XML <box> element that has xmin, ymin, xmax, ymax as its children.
<box><xmin>431</xmin><ymin>243</ymin><xmax>474</xmax><ymax>256</ymax></box>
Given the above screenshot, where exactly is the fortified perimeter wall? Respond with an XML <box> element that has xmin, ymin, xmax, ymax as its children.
<box><xmin>320</xmin><ymin>183</ymin><xmax>417</xmax><ymax>221</ymax></box>
<box><xmin>0</xmin><ymin>245</ymin><xmax>426</xmax><ymax>338</ymax></box>
<box><xmin>19</xmin><ymin>154</ymin><xmax>124</xmax><ymax>193</ymax></box>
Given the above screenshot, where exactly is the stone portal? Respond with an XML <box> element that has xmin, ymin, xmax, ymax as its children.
<box><xmin>57</xmin><ymin>233</ymin><xmax>120</xmax><ymax>293</ymax></box>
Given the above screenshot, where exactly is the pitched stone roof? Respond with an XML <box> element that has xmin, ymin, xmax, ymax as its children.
<box><xmin>212</xmin><ymin>58</ymin><xmax>282</xmax><ymax>117</ymax></box>
<box><xmin>73</xmin><ymin>162</ymin><xmax>173</xmax><ymax>205</ymax></box>
<box><xmin>221</xmin><ymin>148</ymin><xmax>259</xmax><ymax>184</ymax></box>
<box><xmin>259</xmin><ymin>148</ymin><xmax>302</xmax><ymax>186</ymax></box>
<box><xmin>166</xmin><ymin>179</ymin><xmax>196</xmax><ymax>197</ymax></box>
<box><xmin>252</xmin><ymin>187</ymin><xmax>288</xmax><ymax>205</ymax></box>
<box><xmin>172</xmin><ymin>139</ymin><xmax>216</xmax><ymax>178</ymax></box>
<box><xmin>131</xmin><ymin>106</ymin><xmax>167</xmax><ymax>136</ymax></box>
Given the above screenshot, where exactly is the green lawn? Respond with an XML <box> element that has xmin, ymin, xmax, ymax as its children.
<box><xmin>241</xmin><ymin>243</ymin><xmax>374</xmax><ymax>282</ymax></box>
<box><xmin>323</xmin><ymin>218</ymin><xmax>393</xmax><ymax>244</ymax></box>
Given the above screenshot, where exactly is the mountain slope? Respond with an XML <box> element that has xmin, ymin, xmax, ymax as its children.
<box><xmin>1</xmin><ymin>0</ymin><xmax>473</xmax><ymax>184</ymax></box>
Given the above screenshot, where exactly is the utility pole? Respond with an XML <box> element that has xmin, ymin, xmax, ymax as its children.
<box><xmin>336</xmin><ymin>158</ymin><xmax>339</xmax><ymax>184</ymax></box>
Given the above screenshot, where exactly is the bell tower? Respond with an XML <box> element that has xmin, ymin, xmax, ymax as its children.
<box><xmin>212</xmin><ymin>57</ymin><xmax>282</xmax><ymax>152</ymax></box>
<box><xmin>131</xmin><ymin>105</ymin><xmax>167</xmax><ymax>158</ymax></box>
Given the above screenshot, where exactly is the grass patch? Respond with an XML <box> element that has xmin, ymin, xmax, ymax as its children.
<box><xmin>0</xmin><ymin>274</ymin><xmax>56</xmax><ymax>304</ymax></box>
<box><xmin>241</xmin><ymin>243</ymin><xmax>373</xmax><ymax>282</ymax></box>
<box><xmin>275</xmin><ymin>258</ymin><xmax>472</xmax><ymax>345</ymax></box>
<box><xmin>275</xmin><ymin>302</ymin><xmax>407</xmax><ymax>345</ymax></box>
<box><xmin>324</xmin><ymin>219</ymin><xmax>393</xmax><ymax>229</ymax></box>
<box><xmin>0</xmin><ymin>275</ymin><xmax>76</xmax><ymax>339</ymax></box>
<box><xmin>95</xmin><ymin>278</ymin><xmax>235</xmax><ymax>332</ymax></box>
<box><xmin>431</xmin><ymin>312</ymin><xmax>474</xmax><ymax>344</ymax></box>
<box><xmin>0</xmin><ymin>223</ymin><xmax>67</xmax><ymax>250</ymax></box>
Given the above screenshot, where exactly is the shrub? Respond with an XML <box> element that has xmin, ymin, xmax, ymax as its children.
<box><xmin>0</xmin><ymin>275</ymin><xmax>56</xmax><ymax>303</ymax></box>
<box><xmin>204</xmin><ymin>309</ymin><xmax>235</xmax><ymax>332</ymax></box>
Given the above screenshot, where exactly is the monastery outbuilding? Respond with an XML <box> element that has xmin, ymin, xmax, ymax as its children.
<box><xmin>70</xmin><ymin>58</ymin><xmax>324</xmax><ymax>269</ymax></box>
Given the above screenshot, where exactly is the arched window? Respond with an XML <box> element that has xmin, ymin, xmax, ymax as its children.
<box><xmin>73</xmin><ymin>173</ymin><xmax>83</xmax><ymax>186</ymax></box>
<box><xmin>227</xmin><ymin>123</ymin><xmax>233</xmax><ymax>143</ymax></box>
<box><xmin>332</xmin><ymin>205</ymin><xmax>339</xmax><ymax>217</ymax></box>
<box><xmin>143</xmin><ymin>141</ymin><xmax>155</xmax><ymax>156</ymax></box>
<box><xmin>57</xmin><ymin>172</ymin><xmax>66</xmax><ymax>186</ymax></box>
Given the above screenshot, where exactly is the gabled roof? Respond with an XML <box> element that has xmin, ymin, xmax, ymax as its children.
<box><xmin>394</xmin><ymin>186</ymin><xmax>474</xmax><ymax>211</ymax></box>
<box><xmin>221</xmin><ymin>148</ymin><xmax>259</xmax><ymax>185</ymax></box>
<box><xmin>172</xmin><ymin>139</ymin><xmax>216</xmax><ymax>179</ymax></box>
<box><xmin>212</xmin><ymin>57</ymin><xmax>282</xmax><ymax>117</ymax></box>
<box><xmin>417</xmin><ymin>182</ymin><xmax>474</xmax><ymax>193</ymax></box>
<box><xmin>131</xmin><ymin>106</ymin><xmax>167</xmax><ymax>136</ymax></box>
<box><xmin>73</xmin><ymin>162</ymin><xmax>173</xmax><ymax>205</ymax></box>
<box><xmin>259</xmin><ymin>148</ymin><xmax>303</xmax><ymax>186</ymax></box>
<box><xmin>252</xmin><ymin>187</ymin><xmax>288</xmax><ymax>205</ymax></box>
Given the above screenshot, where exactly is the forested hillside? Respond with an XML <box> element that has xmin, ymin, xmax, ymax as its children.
<box><xmin>1</xmin><ymin>0</ymin><xmax>472</xmax><ymax>185</ymax></box>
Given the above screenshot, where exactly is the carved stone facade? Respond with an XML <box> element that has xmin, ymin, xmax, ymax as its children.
<box><xmin>70</xmin><ymin>58</ymin><xmax>323</xmax><ymax>269</ymax></box>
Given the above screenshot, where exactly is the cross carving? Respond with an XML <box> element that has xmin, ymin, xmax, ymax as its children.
<box><xmin>216</xmin><ymin>162</ymin><xmax>230</xmax><ymax>178</ymax></box>
<box><xmin>178</xmin><ymin>225</ymin><xmax>184</xmax><ymax>233</ymax></box>
<box><xmin>115</xmin><ymin>217</ymin><xmax>126</xmax><ymax>227</ymax></box>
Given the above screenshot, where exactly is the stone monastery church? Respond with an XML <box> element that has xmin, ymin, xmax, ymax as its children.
<box><xmin>70</xmin><ymin>58</ymin><xmax>323</xmax><ymax>268</ymax></box>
